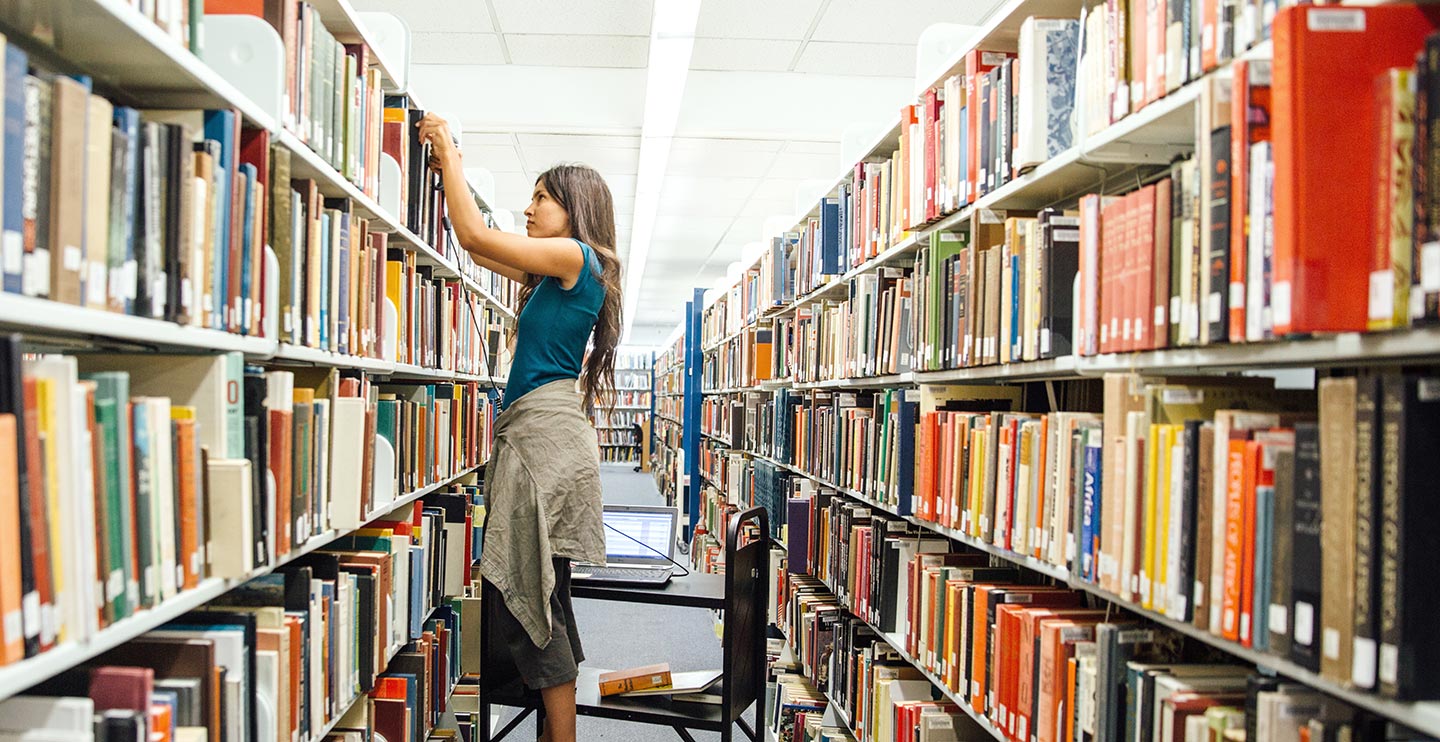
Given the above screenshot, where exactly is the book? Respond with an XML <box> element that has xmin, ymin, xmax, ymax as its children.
<box><xmin>598</xmin><ymin>663</ymin><xmax>673</xmax><ymax>696</ymax></box>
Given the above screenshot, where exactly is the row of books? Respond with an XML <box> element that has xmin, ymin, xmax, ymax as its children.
<box><xmin>782</xmin><ymin>492</ymin><xmax>1400</xmax><ymax>742</ymax></box>
<box><xmin>0</xmin><ymin>35</ymin><xmax>517</xmax><ymax>349</ymax></box>
<box><xmin>595</xmin><ymin>429</ymin><xmax>640</xmax><ymax>447</ymax></box>
<box><xmin>598</xmin><ymin>448</ymin><xmax>640</xmax><ymax>465</ymax></box>
<box><xmin>612</xmin><ymin>391</ymin><xmax>650</xmax><ymax>407</ymax></box>
<box><xmin>756</xmin><ymin>371</ymin><xmax>1440</xmax><ymax>701</ymax></box>
<box><xmin>0</xmin><ymin>339</ymin><xmax>496</xmax><ymax>667</ymax></box>
<box><xmin>702</xmin><ymin>328</ymin><xmax>775</xmax><ymax>392</ymax></box>
<box><xmin>768</xmin><ymin>655</ymin><xmax>850</xmax><ymax>742</ymax></box>
<box><xmin>724</xmin><ymin>5</ymin><xmax>1440</xmax><ymax>372</ymax></box>
<box><xmin>0</xmin><ymin>488</ymin><xmax>483</xmax><ymax>742</ymax></box>
<box><xmin>210</xmin><ymin>0</ymin><xmax>386</xmax><ymax>196</ymax></box>
<box><xmin>592</xmin><ymin>410</ymin><xmax>647</xmax><ymax>428</ymax></box>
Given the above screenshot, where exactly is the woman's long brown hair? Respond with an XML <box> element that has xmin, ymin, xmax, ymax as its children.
<box><xmin>517</xmin><ymin>164</ymin><xmax>622</xmax><ymax>412</ymax></box>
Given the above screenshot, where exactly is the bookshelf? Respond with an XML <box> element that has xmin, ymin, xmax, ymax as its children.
<box><xmin>689</xmin><ymin>1</ymin><xmax>1440</xmax><ymax>739</ymax></box>
<box><xmin>591</xmin><ymin>351</ymin><xmax>653</xmax><ymax>465</ymax></box>
<box><xmin>0</xmin><ymin>1</ymin><xmax>510</xmax><ymax>736</ymax></box>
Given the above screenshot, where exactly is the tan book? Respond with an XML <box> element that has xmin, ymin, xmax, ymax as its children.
<box><xmin>1318</xmin><ymin>377</ymin><xmax>1357</xmax><ymax>683</ymax></box>
<box><xmin>83</xmin><ymin>94</ymin><xmax>113</xmax><ymax>310</ymax></box>
<box><xmin>48</xmin><ymin>76</ymin><xmax>87</xmax><ymax>305</ymax></box>
<box><xmin>598</xmin><ymin>663</ymin><xmax>672</xmax><ymax>696</ymax></box>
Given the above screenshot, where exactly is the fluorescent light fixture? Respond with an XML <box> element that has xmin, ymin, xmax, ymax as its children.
<box><xmin>621</xmin><ymin>0</ymin><xmax>702</xmax><ymax>343</ymax></box>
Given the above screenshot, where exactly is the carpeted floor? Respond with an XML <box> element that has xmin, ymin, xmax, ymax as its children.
<box><xmin>486</xmin><ymin>464</ymin><xmax>750</xmax><ymax>741</ymax></box>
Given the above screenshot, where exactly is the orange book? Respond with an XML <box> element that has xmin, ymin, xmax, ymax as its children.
<box><xmin>1019</xmin><ymin>609</ymin><xmax>1106</xmax><ymax>742</ymax></box>
<box><xmin>148</xmin><ymin>703</ymin><xmax>173</xmax><ymax>742</ymax></box>
<box><xmin>1037</xmin><ymin>617</ymin><xmax>1102</xmax><ymax>742</ymax></box>
<box><xmin>1238</xmin><ymin>439</ymin><xmax>1262</xmax><ymax>647</ymax></box>
<box><xmin>970</xmin><ymin>583</ymin><xmax>999</xmax><ymax>713</ymax></box>
<box><xmin>1065</xmin><ymin>656</ymin><xmax>1079</xmax><ymax>742</ymax></box>
<box><xmin>269</xmin><ymin>404</ymin><xmax>293</xmax><ymax>554</ymax></box>
<box><xmin>172</xmin><ymin>414</ymin><xmax>201</xmax><ymax>590</ymax></box>
<box><xmin>1201</xmin><ymin>0</ymin><xmax>1220</xmax><ymax>72</ymax></box>
<box><xmin>0</xmin><ymin>414</ymin><xmax>23</xmax><ymax>663</ymax></box>
<box><xmin>22</xmin><ymin>379</ymin><xmax>56</xmax><ymax>652</ymax></box>
<box><xmin>1272</xmin><ymin>5</ymin><xmax>1440</xmax><ymax>334</ymax></box>
<box><xmin>598</xmin><ymin>663</ymin><xmax>672</xmax><ymax>696</ymax></box>
<box><xmin>1152</xmin><ymin>178</ymin><xmax>1173</xmax><ymax>351</ymax></box>
<box><xmin>1220</xmin><ymin>437</ymin><xmax>1252</xmax><ymax>642</ymax></box>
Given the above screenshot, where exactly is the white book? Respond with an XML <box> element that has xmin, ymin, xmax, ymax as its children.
<box><xmin>0</xmin><ymin>696</ymin><xmax>95</xmax><ymax>734</ymax></box>
<box><xmin>328</xmin><ymin>396</ymin><xmax>368</xmax><ymax>529</ymax></box>
<box><xmin>144</xmin><ymin>396</ymin><xmax>178</xmax><ymax>602</ymax></box>
<box><xmin>1016</xmin><ymin>18</ymin><xmax>1081</xmax><ymax>171</ymax></box>
<box><xmin>206</xmin><ymin>459</ymin><xmax>254</xmax><ymax>578</ymax></box>
<box><xmin>1165</xmin><ymin>434</ymin><xmax>1189</xmax><ymax>618</ymax></box>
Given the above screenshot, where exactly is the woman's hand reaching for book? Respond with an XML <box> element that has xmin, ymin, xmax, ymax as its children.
<box><xmin>416</xmin><ymin>112</ymin><xmax>460</xmax><ymax>169</ymax></box>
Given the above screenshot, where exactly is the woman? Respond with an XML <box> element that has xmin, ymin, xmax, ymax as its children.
<box><xmin>418</xmin><ymin>113</ymin><xmax>620</xmax><ymax>742</ymax></box>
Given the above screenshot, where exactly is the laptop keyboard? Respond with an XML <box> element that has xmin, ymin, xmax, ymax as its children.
<box><xmin>574</xmin><ymin>566</ymin><xmax>670</xmax><ymax>583</ymax></box>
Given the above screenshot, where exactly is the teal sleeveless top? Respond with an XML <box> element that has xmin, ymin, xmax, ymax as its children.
<box><xmin>502</xmin><ymin>240</ymin><xmax>605</xmax><ymax>409</ymax></box>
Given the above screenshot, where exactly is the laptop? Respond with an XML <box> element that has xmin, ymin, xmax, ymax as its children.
<box><xmin>571</xmin><ymin>504</ymin><xmax>680</xmax><ymax>587</ymax></box>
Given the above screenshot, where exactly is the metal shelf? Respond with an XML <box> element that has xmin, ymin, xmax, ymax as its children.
<box><xmin>0</xmin><ymin>462</ymin><xmax>482</xmax><ymax>702</ymax></box>
<box><xmin>0</xmin><ymin>293</ymin><xmax>278</xmax><ymax>356</ymax></box>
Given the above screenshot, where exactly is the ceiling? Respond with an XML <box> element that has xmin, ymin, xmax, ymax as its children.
<box><xmin>352</xmin><ymin>0</ymin><xmax>1007</xmax><ymax>346</ymax></box>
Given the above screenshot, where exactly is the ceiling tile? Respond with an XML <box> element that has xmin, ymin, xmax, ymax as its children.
<box><xmin>792</xmin><ymin>41</ymin><xmax>916</xmax><ymax>78</ymax></box>
<box><xmin>769</xmin><ymin>149</ymin><xmax>843</xmax><ymax>178</ymax></box>
<box><xmin>783</xmin><ymin>139</ymin><xmax>841</xmax><ymax>155</ymax></box>
<box><xmin>352</xmin><ymin>0</ymin><xmax>494</xmax><ymax>33</ymax></box>
<box><xmin>690</xmin><ymin>38</ymin><xmax>802</xmax><ymax>72</ymax></box>
<box><xmin>515</xmin><ymin>133</ymin><xmax>641</xmax><ymax>149</ymax></box>
<box><xmin>810</xmin><ymin>0</ymin><xmax>1001</xmax><ymax>44</ymax></box>
<box><xmin>462</xmin><ymin>143</ymin><xmax>525</xmax><ymax>172</ymax></box>
<box><xmin>504</xmin><ymin>34</ymin><xmax>650</xmax><ymax>68</ymax></box>
<box><xmin>652</xmin><ymin>215</ymin><xmax>735</xmax><ymax>245</ymax></box>
<box><xmin>463</xmin><ymin>131</ymin><xmax>519</xmax><ymax>147</ymax></box>
<box><xmin>694</xmin><ymin>0</ymin><xmax>825</xmax><ymax>40</ymax></box>
<box><xmin>748</xmin><ymin>177</ymin><xmax>819</xmax><ymax>201</ymax></box>
<box><xmin>658</xmin><ymin>187</ymin><xmax>750</xmax><ymax>218</ymax></box>
<box><xmin>411</xmin><ymin>32</ymin><xmax>506</xmax><ymax>65</ymax></box>
<box><xmin>666</xmin><ymin>144</ymin><xmax>778</xmax><ymax>179</ymax></box>
<box><xmin>658</xmin><ymin>175</ymin><xmax>763</xmax><ymax>203</ymax></box>
<box><xmin>521</xmin><ymin>144</ymin><xmax>640</xmax><ymax>175</ymax></box>
<box><xmin>491</xmin><ymin>0</ymin><xmax>655</xmax><ymax>35</ymax></box>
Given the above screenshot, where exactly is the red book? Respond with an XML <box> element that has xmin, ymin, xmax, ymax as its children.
<box><xmin>1099</xmin><ymin>197</ymin><xmax>1123</xmax><ymax>354</ymax></box>
<box><xmin>89</xmin><ymin>665</ymin><xmax>154</xmax><ymax>713</ymax></box>
<box><xmin>1134</xmin><ymin>185</ymin><xmax>1157</xmax><ymax>351</ymax></box>
<box><xmin>924</xmin><ymin>87</ymin><xmax>939</xmax><ymax>223</ymax></box>
<box><xmin>1272</xmin><ymin>5</ymin><xmax>1440</xmax><ymax>334</ymax></box>
<box><xmin>1152</xmin><ymin>178</ymin><xmax>1173</xmax><ymax>350</ymax></box>
<box><xmin>1229</xmin><ymin>60</ymin><xmax>1267</xmax><ymax>341</ymax></box>
<box><xmin>1239</xmin><ymin>439</ymin><xmax>1261</xmax><ymax>647</ymax></box>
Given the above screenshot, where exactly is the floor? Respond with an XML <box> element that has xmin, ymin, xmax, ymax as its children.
<box><xmin>486</xmin><ymin>464</ymin><xmax>747</xmax><ymax>741</ymax></box>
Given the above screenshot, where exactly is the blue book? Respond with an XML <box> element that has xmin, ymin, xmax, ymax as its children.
<box><xmin>335</xmin><ymin>208</ymin><xmax>350</xmax><ymax>355</ymax></box>
<box><xmin>819</xmin><ymin>197</ymin><xmax>842</xmax><ymax>276</ymax></box>
<box><xmin>409</xmin><ymin>546</ymin><xmax>425</xmax><ymax>638</ymax></box>
<box><xmin>209</xmin><ymin>160</ymin><xmax>228</xmax><ymax>329</ymax></box>
<box><xmin>238</xmin><ymin>163</ymin><xmax>257</xmax><ymax>335</ymax></box>
<box><xmin>1010</xmin><ymin>252</ymin><xmax>1022</xmax><ymax>359</ymax></box>
<box><xmin>1080</xmin><ymin>427</ymin><xmax>1102</xmax><ymax>583</ymax></box>
<box><xmin>319</xmin><ymin>215</ymin><xmax>330</xmax><ymax>349</ymax></box>
<box><xmin>130</xmin><ymin>400</ymin><xmax>155</xmax><ymax>606</ymax></box>
<box><xmin>108</xmin><ymin>110</ymin><xmax>139</xmax><ymax>315</ymax></box>
<box><xmin>1</xmin><ymin>45</ymin><xmax>26</xmax><ymax>294</ymax></box>
<box><xmin>1253</xmin><ymin>484</ymin><xmax>1275</xmax><ymax>652</ymax></box>
<box><xmin>896</xmin><ymin>395</ymin><xmax>919</xmax><ymax>516</ymax></box>
<box><xmin>202</xmin><ymin>110</ymin><xmax>236</xmax><ymax>328</ymax></box>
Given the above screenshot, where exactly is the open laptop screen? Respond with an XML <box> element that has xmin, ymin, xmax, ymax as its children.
<box><xmin>601</xmin><ymin>506</ymin><xmax>676</xmax><ymax>566</ymax></box>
